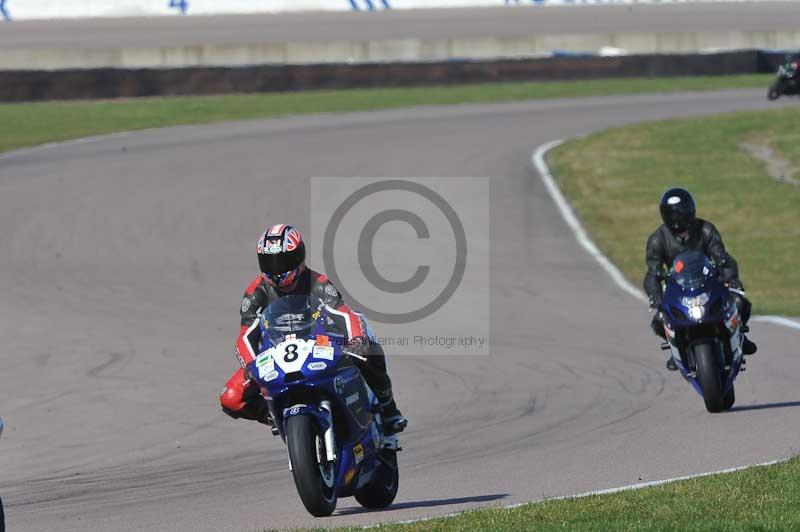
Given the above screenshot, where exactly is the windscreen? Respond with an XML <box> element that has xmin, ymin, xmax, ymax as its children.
<box><xmin>262</xmin><ymin>295</ymin><xmax>322</xmax><ymax>346</ymax></box>
<box><xmin>671</xmin><ymin>251</ymin><xmax>714</xmax><ymax>291</ymax></box>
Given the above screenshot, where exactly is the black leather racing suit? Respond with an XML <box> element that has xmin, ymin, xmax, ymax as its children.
<box><xmin>644</xmin><ymin>218</ymin><xmax>751</xmax><ymax>338</ymax></box>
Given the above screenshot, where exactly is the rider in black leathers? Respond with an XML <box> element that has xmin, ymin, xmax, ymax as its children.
<box><xmin>644</xmin><ymin>188</ymin><xmax>757</xmax><ymax>370</ymax></box>
<box><xmin>782</xmin><ymin>54</ymin><xmax>800</xmax><ymax>81</ymax></box>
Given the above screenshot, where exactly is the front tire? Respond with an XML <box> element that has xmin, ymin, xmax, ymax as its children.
<box><xmin>286</xmin><ymin>415</ymin><xmax>337</xmax><ymax>517</ymax></box>
<box><xmin>354</xmin><ymin>451</ymin><xmax>399</xmax><ymax>509</ymax></box>
<box><xmin>694</xmin><ymin>342</ymin><xmax>725</xmax><ymax>413</ymax></box>
<box><xmin>723</xmin><ymin>385</ymin><xmax>736</xmax><ymax>411</ymax></box>
<box><xmin>767</xmin><ymin>82</ymin><xmax>782</xmax><ymax>101</ymax></box>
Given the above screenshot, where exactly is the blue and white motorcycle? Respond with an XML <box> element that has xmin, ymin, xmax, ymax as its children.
<box><xmin>660</xmin><ymin>251</ymin><xmax>745</xmax><ymax>413</ymax></box>
<box><xmin>246</xmin><ymin>295</ymin><xmax>400</xmax><ymax>517</ymax></box>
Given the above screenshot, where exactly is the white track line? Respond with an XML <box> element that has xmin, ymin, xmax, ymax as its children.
<box><xmin>531</xmin><ymin>139</ymin><xmax>800</xmax><ymax>331</ymax></box>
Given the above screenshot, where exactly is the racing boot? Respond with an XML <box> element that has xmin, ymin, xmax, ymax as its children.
<box><xmin>372</xmin><ymin>385</ymin><xmax>407</xmax><ymax>435</ymax></box>
<box><xmin>379</xmin><ymin>395</ymin><xmax>408</xmax><ymax>436</ymax></box>
<box><xmin>355</xmin><ymin>340</ymin><xmax>407</xmax><ymax>435</ymax></box>
<box><xmin>742</xmin><ymin>336</ymin><xmax>758</xmax><ymax>356</ymax></box>
<box><xmin>665</xmin><ymin>357</ymin><xmax>678</xmax><ymax>371</ymax></box>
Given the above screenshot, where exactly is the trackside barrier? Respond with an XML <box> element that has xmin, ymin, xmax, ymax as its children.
<box><xmin>0</xmin><ymin>50</ymin><xmax>785</xmax><ymax>103</ymax></box>
<box><xmin>0</xmin><ymin>1</ymin><xmax>791</xmax><ymax>21</ymax></box>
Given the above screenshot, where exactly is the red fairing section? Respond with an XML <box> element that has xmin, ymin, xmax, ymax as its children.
<box><xmin>220</xmin><ymin>367</ymin><xmax>250</xmax><ymax>413</ymax></box>
<box><xmin>336</xmin><ymin>303</ymin><xmax>365</xmax><ymax>339</ymax></box>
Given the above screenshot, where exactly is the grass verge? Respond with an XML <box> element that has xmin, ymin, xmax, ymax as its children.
<box><xmin>0</xmin><ymin>74</ymin><xmax>769</xmax><ymax>155</ymax></box>
<box><xmin>289</xmin><ymin>456</ymin><xmax>800</xmax><ymax>531</ymax></box>
<box><xmin>548</xmin><ymin>107</ymin><xmax>800</xmax><ymax>316</ymax></box>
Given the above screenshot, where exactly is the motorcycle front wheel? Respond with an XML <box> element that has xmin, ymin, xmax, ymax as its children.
<box><xmin>694</xmin><ymin>342</ymin><xmax>725</xmax><ymax>413</ymax></box>
<box><xmin>287</xmin><ymin>415</ymin><xmax>337</xmax><ymax>517</ymax></box>
<box><xmin>767</xmin><ymin>81</ymin><xmax>782</xmax><ymax>101</ymax></box>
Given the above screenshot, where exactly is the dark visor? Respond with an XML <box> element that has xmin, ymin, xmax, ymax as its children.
<box><xmin>258</xmin><ymin>248</ymin><xmax>302</xmax><ymax>275</ymax></box>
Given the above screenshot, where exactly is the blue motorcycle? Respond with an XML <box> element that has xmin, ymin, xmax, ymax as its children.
<box><xmin>246</xmin><ymin>295</ymin><xmax>400</xmax><ymax>517</ymax></box>
<box><xmin>660</xmin><ymin>251</ymin><xmax>745</xmax><ymax>413</ymax></box>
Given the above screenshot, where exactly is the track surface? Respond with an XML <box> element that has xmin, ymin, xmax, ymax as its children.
<box><xmin>1</xmin><ymin>90</ymin><xmax>799</xmax><ymax>532</ymax></box>
<box><xmin>0</xmin><ymin>3</ymin><xmax>798</xmax><ymax>49</ymax></box>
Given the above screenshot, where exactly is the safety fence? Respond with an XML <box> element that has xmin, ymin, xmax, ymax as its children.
<box><xmin>0</xmin><ymin>49</ymin><xmax>786</xmax><ymax>102</ymax></box>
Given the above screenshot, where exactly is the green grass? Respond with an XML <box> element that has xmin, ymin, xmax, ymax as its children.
<box><xmin>0</xmin><ymin>74</ymin><xmax>769</xmax><ymax>154</ymax></box>
<box><xmin>285</xmin><ymin>457</ymin><xmax>800</xmax><ymax>531</ymax></box>
<box><xmin>549</xmin><ymin>107</ymin><xmax>800</xmax><ymax>316</ymax></box>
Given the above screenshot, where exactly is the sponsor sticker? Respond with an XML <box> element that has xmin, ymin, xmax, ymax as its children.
<box><xmin>256</xmin><ymin>353</ymin><xmax>275</xmax><ymax>373</ymax></box>
<box><xmin>315</xmin><ymin>335</ymin><xmax>330</xmax><ymax>347</ymax></box>
<box><xmin>234</xmin><ymin>347</ymin><xmax>246</xmax><ymax>368</ymax></box>
<box><xmin>241</xmin><ymin>297</ymin><xmax>251</xmax><ymax>313</ymax></box>
<box><xmin>346</xmin><ymin>392</ymin><xmax>360</xmax><ymax>406</ymax></box>
<box><xmin>262</xmin><ymin>369</ymin><xmax>279</xmax><ymax>382</ymax></box>
<box><xmin>353</xmin><ymin>443</ymin><xmax>364</xmax><ymax>464</ymax></box>
<box><xmin>313</xmin><ymin>345</ymin><xmax>335</xmax><ymax>360</ymax></box>
<box><xmin>344</xmin><ymin>467</ymin><xmax>356</xmax><ymax>485</ymax></box>
<box><xmin>667</xmin><ymin>195</ymin><xmax>682</xmax><ymax>205</ymax></box>
<box><xmin>307</xmin><ymin>361</ymin><xmax>327</xmax><ymax>371</ymax></box>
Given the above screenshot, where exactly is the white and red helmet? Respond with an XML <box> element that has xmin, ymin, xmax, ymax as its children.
<box><xmin>257</xmin><ymin>224</ymin><xmax>306</xmax><ymax>290</ymax></box>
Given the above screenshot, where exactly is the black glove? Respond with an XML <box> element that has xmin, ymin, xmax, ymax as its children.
<box><xmin>728</xmin><ymin>291</ymin><xmax>752</xmax><ymax>326</ymax></box>
<box><xmin>650</xmin><ymin>311</ymin><xmax>666</xmax><ymax>340</ymax></box>
<box><xmin>648</xmin><ymin>294</ymin><xmax>662</xmax><ymax>312</ymax></box>
<box><xmin>346</xmin><ymin>336</ymin><xmax>371</xmax><ymax>359</ymax></box>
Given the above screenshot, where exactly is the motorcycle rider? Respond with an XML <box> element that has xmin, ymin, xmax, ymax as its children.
<box><xmin>644</xmin><ymin>188</ymin><xmax>757</xmax><ymax>371</ymax></box>
<box><xmin>781</xmin><ymin>54</ymin><xmax>800</xmax><ymax>82</ymax></box>
<box><xmin>219</xmin><ymin>224</ymin><xmax>407</xmax><ymax>434</ymax></box>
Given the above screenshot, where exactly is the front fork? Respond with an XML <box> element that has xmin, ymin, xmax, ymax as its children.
<box><xmin>319</xmin><ymin>400</ymin><xmax>337</xmax><ymax>463</ymax></box>
<box><xmin>285</xmin><ymin>401</ymin><xmax>337</xmax><ymax>472</ymax></box>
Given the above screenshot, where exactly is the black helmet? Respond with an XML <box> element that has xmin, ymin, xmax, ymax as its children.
<box><xmin>659</xmin><ymin>188</ymin><xmax>696</xmax><ymax>234</ymax></box>
<box><xmin>256</xmin><ymin>224</ymin><xmax>306</xmax><ymax>290</ymax></box>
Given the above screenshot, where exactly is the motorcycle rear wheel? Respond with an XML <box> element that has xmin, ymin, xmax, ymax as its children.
<box><xmin>287</xmin><ymin>415</ymin><xmax>338</xmax><ymax>517</ymax></box>
<box><xmin>354</xmin><ymin>451</ymin><xmax>399</xmax><ymax>509</ymax></box>
<box><xmin>694</xmin><ymin>342</ymin><xmax>725</xmax><ymax>413</ymax></box>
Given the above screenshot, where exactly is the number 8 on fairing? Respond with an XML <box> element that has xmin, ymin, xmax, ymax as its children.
<box><xmin>284</xmin><ymin>344</ymin><xmax>299</xmax><ymax>363</ymax></box>
<box><xmin>169</xmin><ymin>0</ymin><xmax>188</xmax><ymax>14</ymax></box>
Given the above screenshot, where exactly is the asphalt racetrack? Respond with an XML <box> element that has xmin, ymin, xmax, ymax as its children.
<box><xmin>1</xmin><ymin>88</ymin><xmax>799</xmax><ymax>531</ymax></box>
<box><xmin>1</xmin><ymin>3</ymin><xmax>798</xmax><ymax>49</ymax></box>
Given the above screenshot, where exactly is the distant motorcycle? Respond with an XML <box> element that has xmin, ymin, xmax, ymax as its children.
<box><xmin>767</xmin><ymin>60</ymin><xmax>800</xmax><ymax>100</ymax></box>
<box><xmin>247</xmin><ymin>295</ymin><xmax>400</xmax><ymax>517</ymax></box>
<box><xmin>659</xmin><ymin>252</ymin><xmax>745</xmax><ymax>413</ymax></box>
